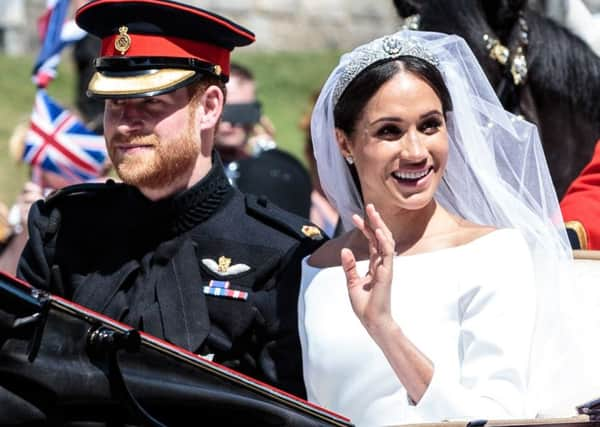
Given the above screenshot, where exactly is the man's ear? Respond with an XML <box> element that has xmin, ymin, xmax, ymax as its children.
<box><xmin>335</xmin><ymin>128</ymin><xmax>353</xmax><ymax>158</ymax></box>
<box><xmin>197</xmin><ymin>85</ymin><xmax>224</xmax><ymax>130</ymax></box>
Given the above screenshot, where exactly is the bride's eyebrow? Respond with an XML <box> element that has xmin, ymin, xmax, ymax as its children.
<box><xmin>420</xmin><ymin>110</ymin><xmax>443</xmax><ymax>120</ymax></box>
<box><xmin>368</xmin><ymin>109</ymin><xmax>442</xmax><ymax>127</ymax></box>
<box><xmin>369</xmin><ymin>117</ymin><xmax>403</xmax><ymax>125</ymax></box>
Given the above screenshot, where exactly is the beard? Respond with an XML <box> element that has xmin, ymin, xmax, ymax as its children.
<box><xmin>108</xmin><ymin>123</ymin><xmax>200</xmax><ymax>190</ymax></box>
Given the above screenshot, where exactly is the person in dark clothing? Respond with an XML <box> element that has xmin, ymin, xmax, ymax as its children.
<box><xmin>16</xmin><ymin>0</ymin><xmax>324</xmax><ymax>398</ymax></box>
<box><xmin>215</xmin><ymin>63</ymin><xmax>313</xmax><ymax>218</ymax></box>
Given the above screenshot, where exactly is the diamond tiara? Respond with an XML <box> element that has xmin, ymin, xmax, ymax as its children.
<box><xmin>332</xmin><ymin>34</ymin><xmax>440</xmax><ymax>107</ymax></box>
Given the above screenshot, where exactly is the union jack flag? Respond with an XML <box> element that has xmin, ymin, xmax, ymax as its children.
<box><xmin>23</xmin><ymin>90</ymin><xmax>108</xmax><ymax>183</ymax></box>
<box><xmin>33</xmin><ymin>0</ymin><xmax>87</xmax><ymax>88</ymax></box>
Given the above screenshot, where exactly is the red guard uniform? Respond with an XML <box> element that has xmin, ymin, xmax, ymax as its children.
<box><xmin>561</xmin><ymin>139</ymin><xmax>600</xmax><ymax>250</ymax></box>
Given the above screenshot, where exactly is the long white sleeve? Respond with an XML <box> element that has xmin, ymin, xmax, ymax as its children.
<box><xmin>414</xmin><ymin>231</ymin><xmax>536</xmax><ymax>420</ymax></box>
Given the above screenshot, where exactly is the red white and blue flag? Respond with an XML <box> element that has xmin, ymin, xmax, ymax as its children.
<box><xmin>33</xmin><ymin>0</ymin><xmax>86</xmax><ymax>88</ymax></box>
<box><xmin>23</xmin><ymin>90</ymin><xmax>107</xmax><ymax>183</ymax></box>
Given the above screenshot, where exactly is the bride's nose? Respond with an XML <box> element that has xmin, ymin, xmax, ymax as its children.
<box><xmin>399</xmin><ymin>128</ymin><xmax>427</xmax><ymax>161</ymax></box>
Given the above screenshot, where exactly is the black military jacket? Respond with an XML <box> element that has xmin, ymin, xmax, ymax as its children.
<box><xmin>17</xmin><ymin>155</ymin><xmax>324</xmax><ymax>398</ymax></box>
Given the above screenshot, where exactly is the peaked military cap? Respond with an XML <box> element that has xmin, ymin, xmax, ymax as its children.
<box><xmin>75</xmin><ymin>0</ymin><xmax>255</xmax><ymax>99</ymax></box>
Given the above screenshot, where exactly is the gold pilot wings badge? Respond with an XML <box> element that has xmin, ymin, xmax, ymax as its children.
<box><xmin>202</xmin><ymin>256</ymin><xmax>251</xmax><ymax>276</ymax></box>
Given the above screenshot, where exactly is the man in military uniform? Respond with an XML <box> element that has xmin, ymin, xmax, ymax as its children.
<box><xmin>16</xmin><ymin>0</ymin><xmax>323</xmax><ymax>398</ymax></box>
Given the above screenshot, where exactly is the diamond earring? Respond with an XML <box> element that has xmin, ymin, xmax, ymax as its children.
<box><xmin>345</xmin><ymin>156</ymin><xmax>354</xmax><ymax>165</ymax></box>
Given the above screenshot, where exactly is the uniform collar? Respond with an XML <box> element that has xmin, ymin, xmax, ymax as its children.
<box><xmin>133</xmin><ymin>151</ymin><xmax>233</xmax><ymax>236</ymax></box>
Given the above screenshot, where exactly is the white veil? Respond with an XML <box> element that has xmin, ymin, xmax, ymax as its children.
<box><xmin>311</xmin><ymin>30</ymin><xmax>585</xmax><ymax>417</ymax></box>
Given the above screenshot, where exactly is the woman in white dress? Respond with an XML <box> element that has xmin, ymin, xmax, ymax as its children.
<box><xmin>299</xmin><ymin>31</ymin><xmax>577</xmax><ymax>426</ymax></box>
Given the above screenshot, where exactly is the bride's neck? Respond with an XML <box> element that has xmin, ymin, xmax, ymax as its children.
<box><xmin>350</xmin><ymin>201</ymin><xmax>458</xmax><ymax>254</ymax></box>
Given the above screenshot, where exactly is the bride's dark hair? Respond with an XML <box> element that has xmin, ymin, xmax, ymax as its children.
<box><xmin>333</xmin><ymin>56</ymin><xmax>452</xmax><ymax>137</ymax></box>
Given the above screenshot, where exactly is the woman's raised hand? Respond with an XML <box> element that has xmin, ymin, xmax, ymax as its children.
<box><xmin>341</xmin><ymin>203</ymin><xmax>396</xmax><ymax>336</ymax></box>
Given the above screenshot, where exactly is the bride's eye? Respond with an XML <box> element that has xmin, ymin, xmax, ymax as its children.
<box><xmin>420</xmin><ymin>118</ymin><xmax>442</xmax><ymax>134</ymax></box>
<box><xmin>376</xmin><ymin>124</ymin><xmax>403</xmax><ymax>139</ymax></box>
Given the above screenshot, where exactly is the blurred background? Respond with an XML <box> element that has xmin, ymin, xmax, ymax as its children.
<box><xmin>0</xmin><ymin>0</ymin><xmax>598</xmax><ymax>205</ymax></box>
<box><xmin>0</xmin><ymin>0</ymin><xmax>402</xmax><ymax>205</ymax></box>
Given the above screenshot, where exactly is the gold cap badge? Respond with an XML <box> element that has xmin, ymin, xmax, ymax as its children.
<box><xmin>115</xmin><ymin>26</ymin><xmax>131</xmax><ymax>55</ymax></box>
<box><xmin>214</xmin><ymin>65</ymin><xmax>222</xmax><ymax>76</ymax></box>
<box><xmin>302</xmin><ymin>225</ymin><xmax>323</xmax><ymax>241</ymax></box>
<box><xmin>217</xmin><ymin>256</ymin><xmax>232</xmax><ymax>273</ymax></box>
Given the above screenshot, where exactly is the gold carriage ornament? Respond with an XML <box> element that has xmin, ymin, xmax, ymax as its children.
<box><xmin>114</xmin><ymin>26</ymin><xmax>131</xmax><ymax>55</ymax></box>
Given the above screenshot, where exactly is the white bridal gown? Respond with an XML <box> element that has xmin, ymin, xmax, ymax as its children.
<box><xmin>299</xmin><ymin>229</ymin><xmax>537</xmax><ymax>427</ymax></box>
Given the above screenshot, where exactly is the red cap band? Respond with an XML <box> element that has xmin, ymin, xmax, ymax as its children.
<box><xmin>100</xmin><ymin>33</ymin><xmax>231</xmax><ymax>76</ymax></box>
